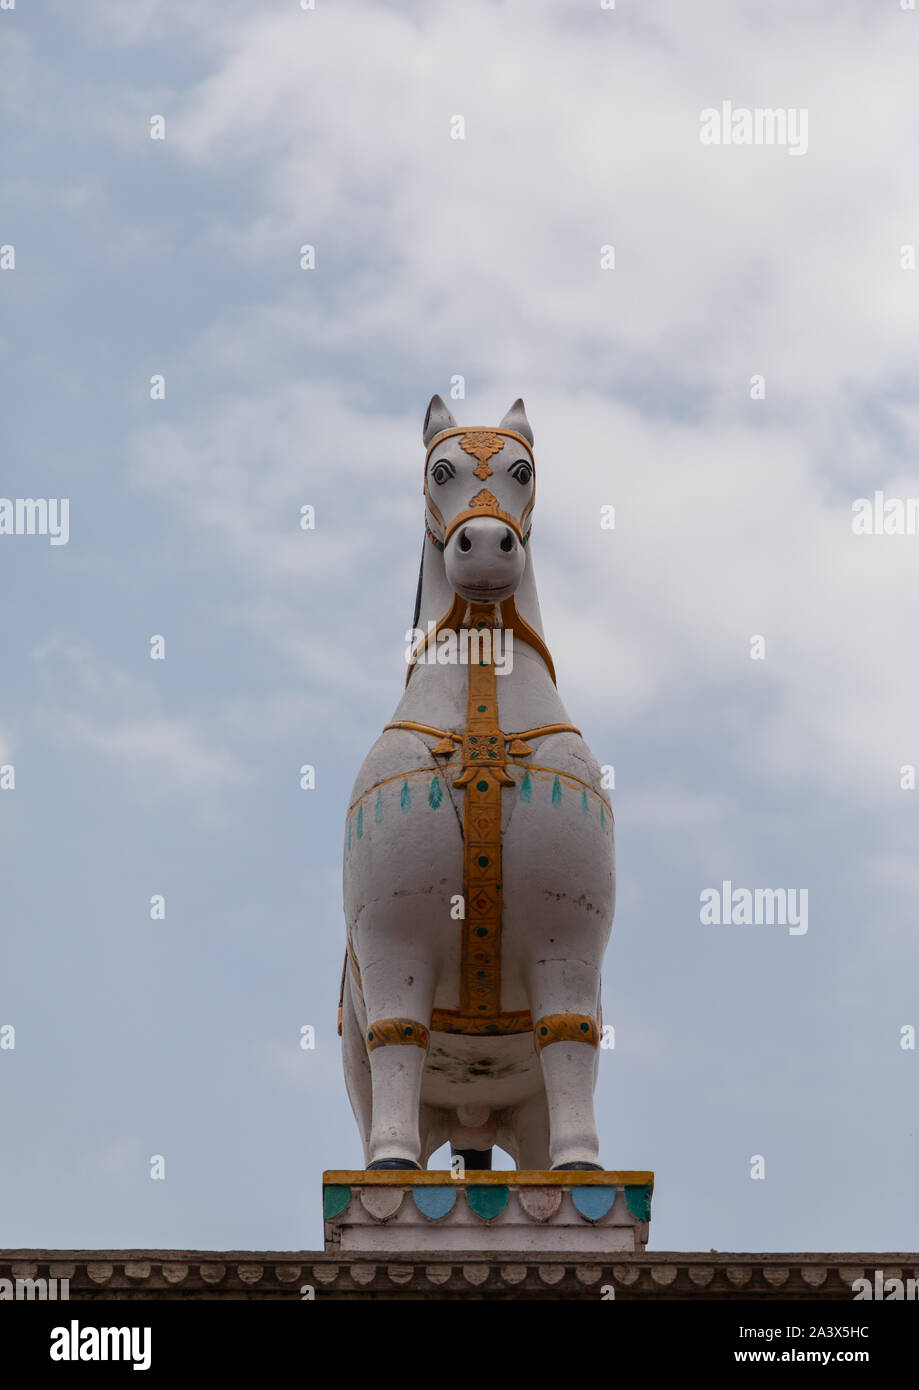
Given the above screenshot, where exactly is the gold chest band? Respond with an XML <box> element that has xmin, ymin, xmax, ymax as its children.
<box><xmin>449</xmin><ymin>603</ymin><xmax>515</xmax><ymax>1027</ymax></box>
<box><xmin>384</xmin><ymin>608</ymin><xmax>579</xmax><ymax>1039</ymax></box>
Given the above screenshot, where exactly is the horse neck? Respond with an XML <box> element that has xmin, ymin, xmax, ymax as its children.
<box><xmin>396</xmin><ymin>534</ymin><xmax>571</xmax><ymax>734</ymax></box>
<box><xmin>414</xmin><ymin>537</ymin><xmax>548</xmax><ymax>646</ymax></box>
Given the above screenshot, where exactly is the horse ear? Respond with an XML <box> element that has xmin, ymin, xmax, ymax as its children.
<box><xmin>423</xmin><ymin>394</ymin><xmax>457</xmax><ymax>446</ymax></box>
<box><xmin>498</xmin><ymin>398</ymin><xmax>533</xmax><ymax>446</ymax></box>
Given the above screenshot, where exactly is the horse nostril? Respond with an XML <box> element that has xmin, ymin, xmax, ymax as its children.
<box><xmin>459</xmin><ymin>529</ymin><xmax>472</xmax><ymax>553</ymax></box>
<box><xmin>500</xmin><ymin>529</ymin><xmax>515</xmax><ymax>553</ymax></box>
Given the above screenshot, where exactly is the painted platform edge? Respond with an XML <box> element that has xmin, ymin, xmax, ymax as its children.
<box><xmin>323</xmin><ymin>1169</ymin><xmax>654</xmax><ymax>1188</ymax></box>
<box><xmin>3</xmin><ymin>1251</ymin><xmax>917</xmax><ymax>1300</ymax></box>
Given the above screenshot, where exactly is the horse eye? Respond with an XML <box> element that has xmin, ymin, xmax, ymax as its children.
<box><xmin>432</xmin><ymin>462</ymin><xmax>452</xmax><ymax>485</ymax></box>
<box><xmin>512</xmin><ymin>463</ymin><xmax>532</xmax><ymax>484</ymax></box>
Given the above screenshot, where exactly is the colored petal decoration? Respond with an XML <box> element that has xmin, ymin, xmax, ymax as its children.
<box><xmin>581</xmin><ymin>788</ymin><xmax>589</xmax><ymax>816</ymax></box>
<box><xmin>519</xmin><ymin>771</ymin><xmax>532</xmax><ymax>803</ymax></box>
<box><xmin>551</xmin><ymin>775</ymin><xmax>562</xmax><ymax>806</ymax></box>
<box><xmin>374</xmin><ymin>789</ymin><xmax>383</xmax><ymax>823</ymax></box>
<box><xmin>359</xmin><ymin>1187</ymin><xmax>404</xmax><ymax>1222</ymax></box>
<box><xmin>429</xmin><ymin>775</ymin><xmax>442</xmax><ymax>809</ymax></box>
<box><xmin>625</xmin><ymin>1183</ymin><xmax>652</xmax><ymax>1223</ymax></box>
<box><xmin>466</xmin><ymin>1185</ymin><xmax>509</xmax><ymax>1222</ymax></box>
<box><xmin>412</xmin><ymin>1186</ymin><xmax>457</xmax><ymax>1222</ymax></box>
<box><xmin>356</xmin><ymin>804</ymin><xmax>363</xmax><ymax>839</ymax></box>
<box><xmin>323</xmin><ymin>1185</ymin><xmax>351</xmax><ymax>1220</ymax></box>
<box><xmin>518</xmin><ymin>1186</ymin><xmax>563</xmax><ymax>1223</ymax></box>
<box><xmin>571</xmin><ymin>1186</ymin><xmax>617</xmax><ymax>1223</ymax></box>
<box><xmin>400</xmin><ymin>779</ymin><xmax>411</xmax><ymax>811</ymax></box>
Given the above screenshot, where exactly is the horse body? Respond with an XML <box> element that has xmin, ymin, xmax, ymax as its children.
<box><xmin>341</xmin><ymin>396</ymin><xmax>614</xmax><ymax>1170</ymax></box>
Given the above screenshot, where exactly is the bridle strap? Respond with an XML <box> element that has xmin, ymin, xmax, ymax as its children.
<box><xmin>443</xmin><ymin>504</ymin><xmax>526</xmax><ymax>547</ymax></box>
<box><xmin>500</xmin><ymin>597</ymin><xmax>557</xmax><ymax>686</ymax></box>
<box><xmin>404</xmin><ymin>592</ymin><xmax>466</xmax><ymax>686</ymax></box>
<box><xmin>404</xmin><ymin>595</ymin><xmax>558</xmax><ymax>688</ymax></box>
<box><xmin>425</xmin><ymin>426</ymin><xmax>534</xmax><ymax>465</ymax></box>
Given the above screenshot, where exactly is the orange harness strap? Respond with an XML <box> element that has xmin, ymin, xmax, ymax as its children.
<box><xmin>405</xmin><ymin>596</ymin><xmax>557</xmax><ymax>688</ymax></box>
<box><xmin>384</xmin><ymin>720</ymin><xmax>581</xmax><ymax>758</ymax></box>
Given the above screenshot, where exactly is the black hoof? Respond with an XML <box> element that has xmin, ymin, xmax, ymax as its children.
<box><xmin>366</xmin><ymin>1158</ymin><xmax>422</xmax><ymax>1170</ymax></box>
<box><xmin>451</xmin><ymin>1146</ymin><xmax>492</xmax><ymax>1171</ymax></box>
<box><xmin>552</xmin><ymin>1161</ymin><xmax>604</xmax><ymax>1171</ymax></box>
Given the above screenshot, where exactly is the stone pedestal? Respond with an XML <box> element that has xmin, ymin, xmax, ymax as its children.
<box><xmin>323</xmin><ymin>1169</ymin><xmax>653</xmax><ymax>1253</ymax></box>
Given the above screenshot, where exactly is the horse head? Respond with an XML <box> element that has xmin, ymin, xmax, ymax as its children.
<box><xmin>422</xmin><ymin>394</ymin><xmax>535</xmax><ymax>604</ymax></box>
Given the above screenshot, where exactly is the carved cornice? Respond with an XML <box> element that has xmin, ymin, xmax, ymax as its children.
<box><xmin>2</xmin><ymin>1251</ymin><xmax>917</xmax><ymax>1300</ymax></box>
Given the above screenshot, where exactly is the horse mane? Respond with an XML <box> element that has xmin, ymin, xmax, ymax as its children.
<box><xmin>411</xmin><ymin>534</ymin><xmax>425</xmax><ymax>633</ymax></box>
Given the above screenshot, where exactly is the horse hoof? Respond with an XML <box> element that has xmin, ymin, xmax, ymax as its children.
<box><xmin>451</xmin><ymin>1146</ymin><xmax>493</xmax><ymax>1171</ymax></box>
<box><xmin>366</xmin><ymin>1158</ymin><xmax>422</xmax><ymax>1170</ymax></box>
<box><xmin>552</xmin><ymin>1161</ymin><xmax>604</xmax><ymax>1171</ymax></box>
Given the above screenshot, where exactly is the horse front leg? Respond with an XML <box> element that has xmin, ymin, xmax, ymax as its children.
<box><xmin>527</xmin><ymin>955</ymin><xmax>603</xmax><ymax>1170</ymax></box>
<box><xmin>359</xmin><ymin>950</ymin><xmax>436</xmax><ymax>1169</ymax></box>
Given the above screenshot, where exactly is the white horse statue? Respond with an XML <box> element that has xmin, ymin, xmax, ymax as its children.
<box><xmin>340</xmin><ymin>396</ymin><xmax>615</xmax><ymax>1171</ymax></box>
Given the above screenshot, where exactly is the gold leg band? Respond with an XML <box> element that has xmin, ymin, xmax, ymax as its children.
<box><xmin>533</xmin><ymin>1014</ymin><xmax>599</xmax><ymax>1053</ymax></box>
<box><xmin>365</xmin><ymin>1018</ymin><xmax>430</xmax><ymax>1053</ymax></box>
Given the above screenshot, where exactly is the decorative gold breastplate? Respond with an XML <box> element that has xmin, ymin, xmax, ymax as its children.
<box><xmin>340</xmin><ymin>601</ymin><xmax>604</xmax><ymax>1038</ymax></box>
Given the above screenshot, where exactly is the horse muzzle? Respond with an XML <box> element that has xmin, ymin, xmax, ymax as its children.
<box><xmin>443</xmin><ymin>516</ymin><xmax>527</xmax><ymax>602</ymax></box>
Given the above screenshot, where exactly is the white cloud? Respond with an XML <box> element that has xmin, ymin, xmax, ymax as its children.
<box><xmin>32</xmin><ymin>638</ymin><xmax>251</xmax><ymax>821</ymax></box>
<box><xmin>64</xmin><ymin>0</ymin><xmax>918</xmax><ymax>825</ymax></box>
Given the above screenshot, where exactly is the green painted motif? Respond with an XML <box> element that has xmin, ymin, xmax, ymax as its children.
<box><xmin>551</xmin><ymin>774</ymin><xmax>562</xmax><ymax>806</ymax></box>
<box><xmin>625</xmin><ymin>1183</ymin><xmax>652</xmax><ymax>1223</ymax></box>
<box><xmin>465</xmin><ymin>1185</ymin><xmax>509</xmax><ymax>1222</ymax></box>
<box><xmin>356</xmin><ymin>804</ymin><xmax>363</xmax><ymax>839</ymax></box>
<box><xmin>429</xmin><ymin>775</ymin><xmax>442</xmax><ymax>809</ymax></box>
<box><xmin>581</xmin><ymin>788</ymin><xmax>589</xmax><ymax>816</ymax></box>
<box><xmin>323</xmin><ymin>1184</ymin><xmax>352</xmax><ymax>1220</ymax></box>
<box><xmin>375</xmin><ymin>789</ymin><xmax>383</xmax><ymax>824</ymax></box>
<box><xmin>400</xmin><ymin>779</ymin><xmax>411</xmax><ymax>811</ymax></box>
<box><xmin>520</xmin><ymin>770</ymin><xmax>532</xmax><ymax>803</ymax></box>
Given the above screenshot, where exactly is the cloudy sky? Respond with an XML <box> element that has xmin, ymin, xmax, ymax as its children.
<box><xmin>2</xmin><ymin>0</ymin><xmax>918</xmax><ymax>1255</ymax></box>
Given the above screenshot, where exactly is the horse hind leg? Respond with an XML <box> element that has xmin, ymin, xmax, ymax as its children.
<box><xmin>420</xmin><ymin>1105</ymin><xmax>451</xmax><ymax>1167</ymax></box>
<box><xmin>448</xmin><ymin>1104</ymin><xmax>497</xmax><ymax>1171</ymax></box>
<box><xmin>451</xmin><ymin>1145</ymin><xmax>492</xmax><ymax>1170</ymax></box>
<box><xmin>495</xmin><ymin>1088</ymin><xmax>552</xmax><ymax>1170</ymax></box>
